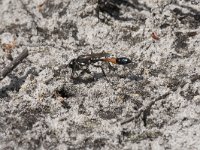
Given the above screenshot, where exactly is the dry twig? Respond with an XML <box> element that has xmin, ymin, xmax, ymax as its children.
<box><xmin>0</xmin><ymin>49</ymin><xmax>28</xmax><ymax>81</ymax></box>
<box><xmin>121</xmin><ymin>92</ymin><xmax>171</xmax><ymax>125</ymax></box>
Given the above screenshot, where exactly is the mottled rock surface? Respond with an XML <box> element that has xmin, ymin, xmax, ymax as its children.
<box><xmin>0</xmin><ymin>0</ymin><xmax>200</xmax><ymax>149</ymax></box>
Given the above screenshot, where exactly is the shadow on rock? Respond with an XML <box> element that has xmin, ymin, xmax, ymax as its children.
<box><xmin>0</xmin><ymin>67</ymin><xmax>37</xmax><ymax>98</ymax></box>
<box><xmin>96</xmin><ymin>0</ymin><xmax>150</xmax><ymax>22</ymax></box>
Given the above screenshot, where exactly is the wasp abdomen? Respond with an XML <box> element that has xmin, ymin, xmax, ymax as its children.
<box><xmin>116</xmin><ymin>57</ymin><xmax>131</xmax><ymax>65</ymax></box>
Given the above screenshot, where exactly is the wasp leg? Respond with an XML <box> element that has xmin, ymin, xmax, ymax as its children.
<box><xmin>93</xmin><ymin>64</ymin><xmax>110</xmax><ymax>82</ymax></box>
<box><xmin>80</xmin><ymin>68</ymin><xmax>91</xmax><ymax>76</ymax></box>
<box><xmin>77</xmin><ymin>64</ymin><xmax>91</xmax><ymax>76</ymax></box>
<box><xmin>93</xmin><ymin>65</ymin><xmax>110</xmax><ymax>82</ymax></box>
<box><xmin>107</xmin><ymin>62</ymin><xmax>116</xmax><ymax>72</ymax></box>
<box><xmin>93</xmin><ymin>64</ymin><xmax>107</xmax><ymax>76</ymax></box>
<box><xmin>85</xmin><ymin>68</ymin><xmax>91</xmax><ymax>74</ymax></box>
<box><xmin>70</xmin><ymin>70</ymin><xmax>79</xmax><ymax>79</ymax></box>
<box><xmin>90</xmin><ymin>49</ymin><xmax>94</xmax><ymax>54</ymax></box>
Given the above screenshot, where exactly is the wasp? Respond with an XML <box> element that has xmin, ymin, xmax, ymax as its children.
<box><xmin>68</xmin><ymin>51</ymin><xmax>131</xmax><ymax>78</ymax></box>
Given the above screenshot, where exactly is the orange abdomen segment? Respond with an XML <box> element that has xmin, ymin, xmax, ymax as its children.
<box><xmin>103</xmin><ymin>58</ymin><xmax>117</xmax><ymax>64</ymax></box>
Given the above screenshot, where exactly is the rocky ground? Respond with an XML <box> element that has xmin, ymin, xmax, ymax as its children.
<box><xmin>0</xmin><ymin>0</ymin><xmax>200</xmax><ymax>149</ymax></box>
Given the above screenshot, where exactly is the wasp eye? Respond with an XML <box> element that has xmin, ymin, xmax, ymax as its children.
<box><xmin>116</xmin><ymin>57</ymin><xmax>131</xmax><ymax>65</ymax></box>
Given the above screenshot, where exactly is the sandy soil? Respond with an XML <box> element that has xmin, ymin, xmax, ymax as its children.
<box><xmin>0</xmin><ymin>0</ymin><xmax>200</xmax><ymax>149</ymax></box>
